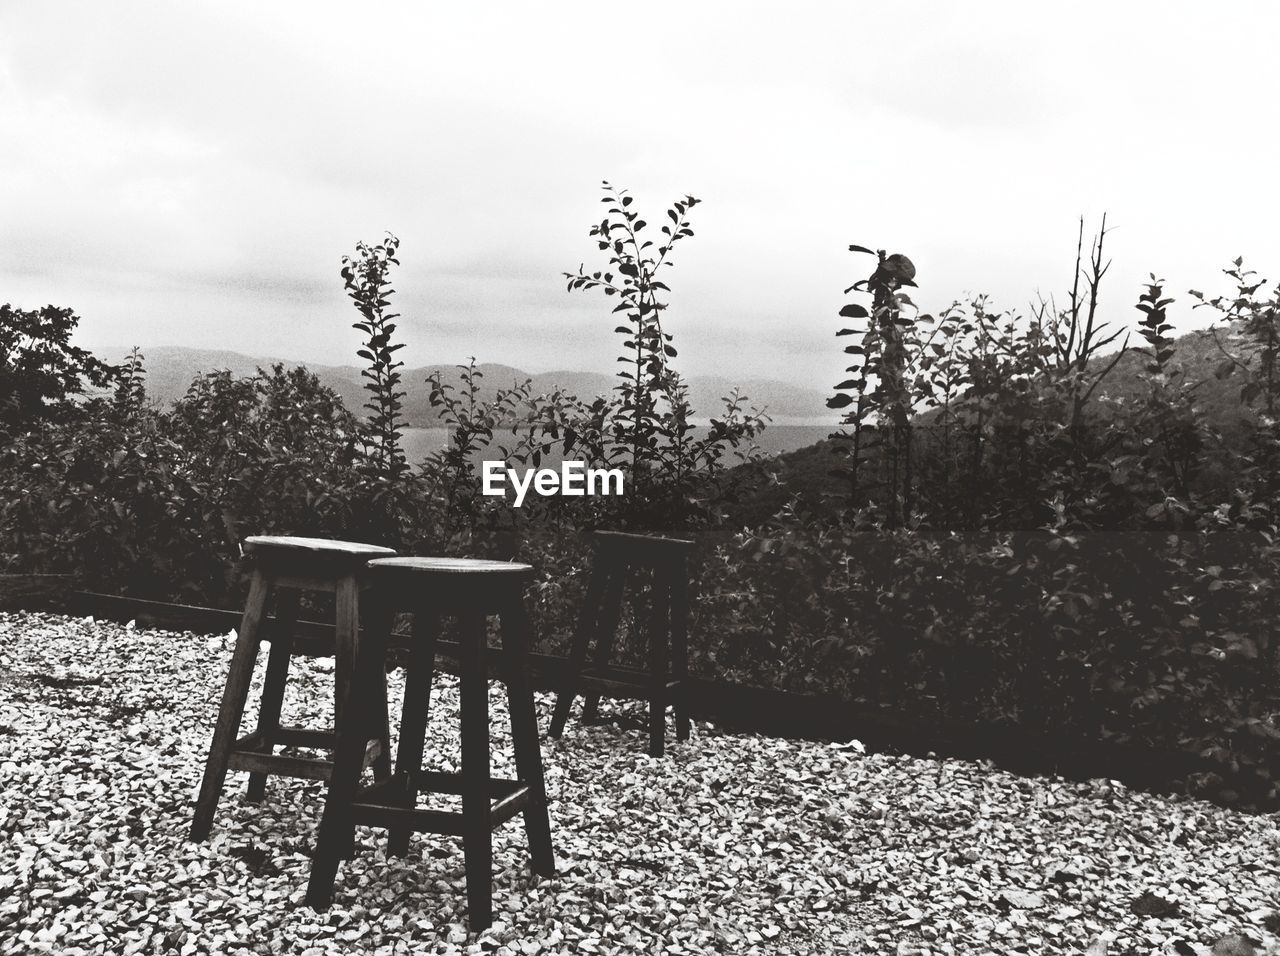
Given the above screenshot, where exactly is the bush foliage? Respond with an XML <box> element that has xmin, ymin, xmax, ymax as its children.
<box><xmin>1</xmin><ymin>303</ymin><xmax>118</xmax><ymax>436</ymax></box>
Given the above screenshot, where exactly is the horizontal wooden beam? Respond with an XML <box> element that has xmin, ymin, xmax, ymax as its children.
<box><xmin>0</xmin><ymin>574</ymin><xmax>73</xmax><ymax>611</ymax></box>
<box><xmin>350</xmin><ymin>803</ymin><xmax>466</xmax><ymax>836</ymax></box>
<box><xmin>227</xmin><ymin>750</ymin><xmax>334</xmax><ymax>782</ymax></box>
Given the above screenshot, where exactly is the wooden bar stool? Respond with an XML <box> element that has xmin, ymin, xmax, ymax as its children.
<box><xmin>549</xmin><ymin>531</ymin><xmax>693</xmax><ymax>757</ymax></box>
<box><xmin>306</xmin><ymin>557</ymin><xmax>555</xmax><ymax>932</ymax></box>
<box><xmin>189</xmin><ymin>535</ymin><xmax>397</xmax><ymax>842</ymax></box>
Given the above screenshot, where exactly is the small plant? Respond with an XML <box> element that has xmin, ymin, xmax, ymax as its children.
<box><xmin>1193</xmin><ymin>258</ymin><xmax>1280</xmax><ymax>414</ymax></box>
<box><xmin>113</xmin><ymin>347</ymin><xmax>148</xmax><ymax>415</ymax></box>
<box><xmin>564</xmin><ymin>182</ymin><xmax>700</xmax><ymax>485</ymax></box>
<box><xmin>422</xmin><ymin>359</ymin><xmax>536</xmax><ymax>540</ymax></box>
<box><xmin>342</xmin><ymin>234</ymin><xmax>409</xmax><ymax>482</ymax></box>
<box><xmin>1046</xmin><ymin>216</ymin><xmax>1129</xmax><ymax>431</ymax></box>
<box><xmin>563</xmin><ymin>182</ymin><xmax>766</xmax><ymax>528</ymax></box>
<box><xmin>1129</xmin><ymin>278</ymin><xmax>1204</xmax><ymax>505</ymax></box>
<box><xmin>828</xmin><ymin>246</ymin><xmax>921</xmax><ymax>526</ymax></box>
<box><xmin>1193</xmin><ymin>259</ymin><xmax>1280</xmax><ymax>531</ymax></box>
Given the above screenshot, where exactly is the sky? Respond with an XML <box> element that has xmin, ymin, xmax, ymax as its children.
<box><xmin>2</xmin><ymin>2</ymin><xmax>1278</xmax><ymax>391</ymax></box>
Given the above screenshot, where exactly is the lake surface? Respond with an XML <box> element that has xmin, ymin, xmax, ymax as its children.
<box><xmin>401</xmin><ymin>422</ymin><xmax>835</xmax><ymax>466</ymax></box>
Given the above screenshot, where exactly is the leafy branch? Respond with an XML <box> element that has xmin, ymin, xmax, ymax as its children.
<box><xmin>342</xmin><ymin>233</ymin><xmax>409</xmax><ymax>482</ymax></box>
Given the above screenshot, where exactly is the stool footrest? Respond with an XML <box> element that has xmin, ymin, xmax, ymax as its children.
<box><xmin>235</xmin><ymin>730</ymin><xmax>266</xmax><ymax>752</ymax></box>
<box><xmin>228</xmin><ymin>737</ymin><xmax>384</xmax><ymax>782</ymax></box>
<box><xmin>415</xmin><ymin>771</ymin><xmax>528</xmax><ymax>799</ymax></box>
<box><xmin>272</xmin><ymin>726</ymin><xmax>334</xmax><ymax>749</ymax></box>
<box><xmin>232</xmin><ymin>727</ymin><xmax>368</xmax><ymax>752</ymax></box>
<box><xmin>228</xmin><ymin>750</ymin><xmax>334</xmax><ymax>781</ymax></box>
<box><xmin>350</xmin><ymin>802</ymin><xmax>468</xmax><ymax>835</ymax></box>
<box><xmin>350</xmin><ymin>773</ymin><xmax>532</xmax><ymax>832</ymax></box>
<box><xmin>579</xmin><ymin>666</ymin><xmax>682</xmax><ymax>699</ymax></box>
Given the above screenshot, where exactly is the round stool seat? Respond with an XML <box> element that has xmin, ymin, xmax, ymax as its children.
<box><xmin>244</xmin><ymin>535</ymin><xmax>398</xmax><ymax>557</ymax></box>
<box><xmin>243</xmin><ymin>536</ymin><xmax>398</xmax><ymax>577</ymax></box>
<box><xmin>367</xmin><ymin>558</ymin><xmax>533</xmax><ymax>613</ymax></box>
<box><xmin>368</xmin><ymin>557</ymin><xmax>533</xmax><ymax>574</ymax></box>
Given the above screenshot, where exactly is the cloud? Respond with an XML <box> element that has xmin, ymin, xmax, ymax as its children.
<box><xmin>1</xmin><ymin>1</ymin><xmax>1279</xmax><ymax>385</ymax></box>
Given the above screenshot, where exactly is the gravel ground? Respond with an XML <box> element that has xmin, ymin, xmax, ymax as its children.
<box><xmin>0</xmin><ymin>610</ymin><xmax>1277</xmax><ymax>956</ymax></box>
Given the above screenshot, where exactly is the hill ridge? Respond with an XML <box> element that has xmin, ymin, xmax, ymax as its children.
<box><xmin>100</xmin><ymin>346</ymin><xmax>835</xmax><ymax>426</ymax></box>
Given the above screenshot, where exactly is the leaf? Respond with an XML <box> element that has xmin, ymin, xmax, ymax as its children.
<box><xmin>881</xmin><ymin>253</ymin><xmax>916</xmax><ymax>283</ymax></box>
<box><xmin>1227</xmin><ymin>637</ymin><xmax>1259</xmax><ymax>659</ymax></box>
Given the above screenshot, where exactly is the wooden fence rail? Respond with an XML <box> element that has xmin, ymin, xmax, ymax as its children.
<box><xmin>0</xmin><ymin>574</ymin><xmax>73</xmax><ymax>611</ymax></box>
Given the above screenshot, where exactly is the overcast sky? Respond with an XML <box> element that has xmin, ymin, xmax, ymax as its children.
<box><xmin>2</xmin><ymin>2</ymin><xmax>1278</xmax><ymax>389</ymax></box>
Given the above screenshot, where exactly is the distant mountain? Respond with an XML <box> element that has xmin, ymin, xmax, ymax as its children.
<box><xmin>101</xmin><ymin>346</ymin><xmax>834</xmax><ymax>425</ymax></box>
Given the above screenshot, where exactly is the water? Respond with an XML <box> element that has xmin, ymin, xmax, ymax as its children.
<box><xmin>400</xmin><ymin>423</ymin><xmax>835</xmax><ymax>466</ymax></box>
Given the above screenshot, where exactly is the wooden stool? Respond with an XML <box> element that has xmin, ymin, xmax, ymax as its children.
<box><xmin>189</xmin><ymin>535</ymin><xmax>397</xmax><ymax>842</ymax></box>
<box><xmin>306</xmin><ymin>557</ymin><xmax>555</xmax><ymax>932</ymax></box>
<box><xmin>549</xmin><ymin>531</ymin><xmax>692</xmax><ymax>757</ymax></box>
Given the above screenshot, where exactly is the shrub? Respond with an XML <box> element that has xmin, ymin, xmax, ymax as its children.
<box><xmin>0</xmin><ymin>392</ymin><xmax>198</xmax><ymax>598</ymax></box>
<box><xmin>1</xmin><ymin>303</ymin><xmax>118</xmax><ymax>436</ymax></box>
<box><xmin>730</xmin><ymin>235</ymin><xmax>1280</xmax><ymax>803</ymax></box>
<box><xmin>1</xmin><ymin>359</ymin><xmax>370</xmax><ymax>604</ymax></box>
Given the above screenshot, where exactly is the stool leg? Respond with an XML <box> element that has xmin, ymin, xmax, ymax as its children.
<box><xmin>190</xmin><ymin>570</ymin><xmax>271</xmax><ymax>841</ymax></box>
<box><xmin>648</xmin><ymin>570</ymin><xmax>671</xmax><ymax>758</ymax></box>
<box><xmin>500</xmin><ymin>601</ymin><xmax>555</xmax><ymax>877</ymax></box>
<box><xmin>306</xmin><ymin>704</ymin><xmax>374</xmax><ymax>908</ymax></box>
<box><xmin>459</xmin><ymin>611</ymin><xmax>493</xmax><ymax>931</ymax></box>
<box><xmin>307</xmin><ymin>589</ymin><xmax>390</xmax><ymax>909</ymax></box>
<box><xmin>334</xmin><ymin>574</ymin><xmax>371</xmax><ymax>859</ymax></box>
<box><xmin>549</xmin><ymin>558</ymin><xmax>609</xmax><ymax>738</ymax></box>
<box><xmin>670</xmin><ymin>561</ymin><xmax>691</xmax><ymax>743</ymax></box>
<box><xmin>375</xmin><ymin>669</ymin><xmax>393</xmax><ymax>781</ymax></box>
<box><xmin>369</xmin><ymin>602</ymin><xmax>394</xmax><ymax>785</ymax></box>
<box><xmin>581</xmin><ymin>563</ymin><xmax>626</xmax><ymax>724</ymax></box>
<box><xmin>247</xmin><ymin>586</ymin><xmax>300</xmax><ymax>802</ymax></box>
<box><xmin>333</xmin><ymin>574</ymin><xmax>360</xmax><ymax>731</ymax></box>
<box><xmin>388</xmin><ymin>607</ymin><xmax>439</xmax><ymax>857</ymax></box>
